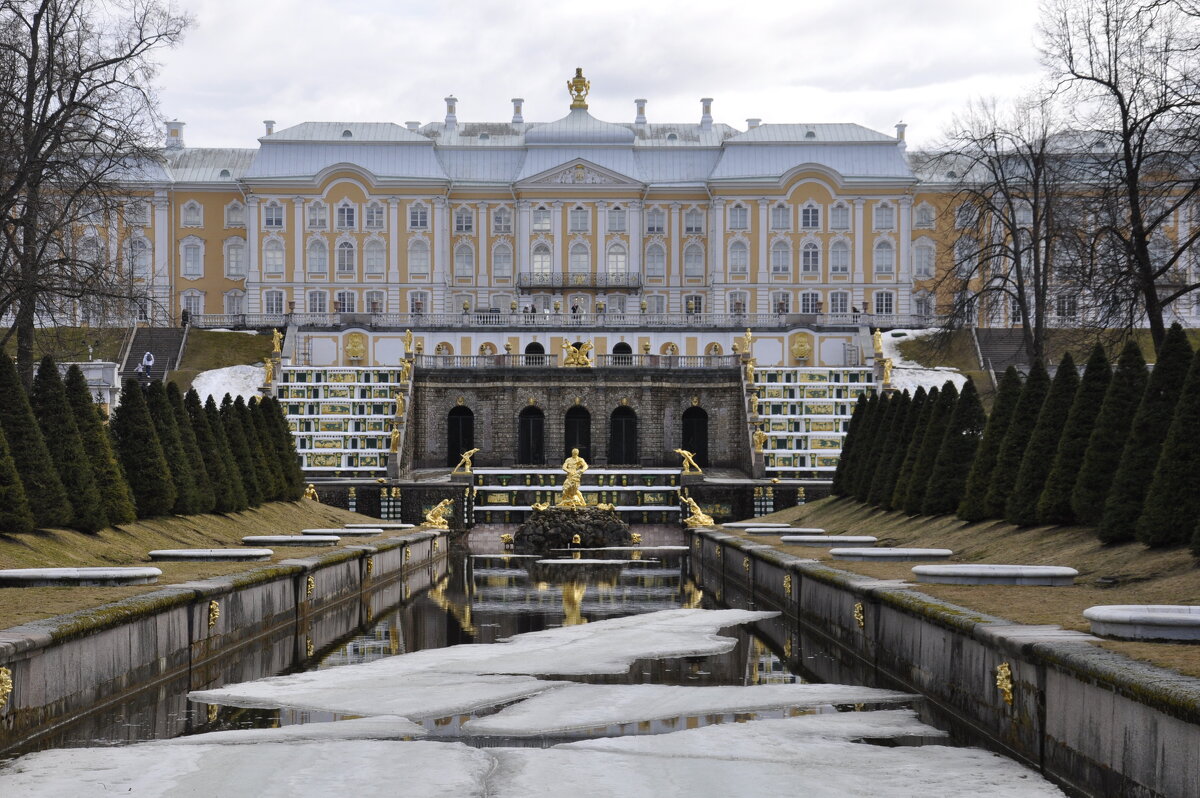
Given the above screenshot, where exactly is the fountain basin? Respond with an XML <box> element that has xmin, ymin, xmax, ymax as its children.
<box><xmin>1083</xmin><ymin>605</ymin><xmax>1200</xmax><ymax>641</ymax></box>
<box><xmin>781</xmin><ymin>535</ymin><xmax>877</xmax><ymax>546</ymax></box>
<box><xmin>149</xmin><ymin>549</ymin><xmax>273</xmax><ymax>562</ymax></box>
<box><xmin>724</xmin><ymin>522</ymin><xmax>790</xmax><ymax>528</ymax></box>
<box><xmin>832</xmin><ymin>548</ymin><xmax>953</xmax><ymax>562</ymax></box>
<box><xmin>0</xmin><ymin>567</ymin><xmax>162</xmax><ymax>587</ymax></box>
<box><xmin>242</xmin><ymin>535</ymin><xmax>340</xmax><ymax>546</ymax></box>
<box><xmin>912</xmin><ymin>564</ymin><xmax>1077</xmax><ymax>586</ymax></box>
<box><xmin>302</xmin><ymin>528</ymin><xmax>382</xmax><ymax>537</ymax></box>
<box><xmin>344</xmin><ymin>523</ymin><xmax>414</xmax><ymax>529</ymax></box>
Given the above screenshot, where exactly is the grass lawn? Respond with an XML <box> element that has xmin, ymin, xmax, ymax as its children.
<box><xmin>1</xmin><ymin>327</ymin><xmax>128</xmax><ymax>365</ymax></box>
<box><xmin>169</xmin><ymin>329</ymin><xmax>273</xmax><ymax>391</ymax></box>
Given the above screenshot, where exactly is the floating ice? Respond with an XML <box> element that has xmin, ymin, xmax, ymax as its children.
<box><xmin>157</xmin><ymin>715</ymin><xmax>426</xmax><ymax>745</ymax></box>
<box><xmin>464</xmin><ymin>683</ymin><xmax>917</xmax><ymax>736</ymax></box>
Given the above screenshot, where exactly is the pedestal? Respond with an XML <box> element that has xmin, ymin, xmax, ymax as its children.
<box><xmin>680</xmin><ymin>473</ymin><xmax>704</xmax><ymax>486</ymax></box>
<box><xmin>450</xmin><ymin>472</ymin><xmax>472</xmax><ymax>485</ymax></box>
<box><xmin>387</xmin><ymin>456</ymin><xmax>400</xmax><ymax>479</ymax></box>
<box><xmin>751</xmin><ymin>451</ymin><xmax>766</xmax><ymax>480</ymax></box>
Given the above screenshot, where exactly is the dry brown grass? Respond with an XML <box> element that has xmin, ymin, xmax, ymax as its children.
<box><xmin>0</xmin><ymin>501</ymin><xmax>390</xmax><ymax>629</ymax></box>
<box><xmin>733</xmin><ymin>497</ymin><xmax>1200</xmax><ymax>677</ymax></box>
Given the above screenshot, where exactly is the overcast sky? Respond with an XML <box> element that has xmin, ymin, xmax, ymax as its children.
<box><xmin>155</xmin><ymin>0</ymin><xmax>1046</xmax><ymax>150</ymax></box>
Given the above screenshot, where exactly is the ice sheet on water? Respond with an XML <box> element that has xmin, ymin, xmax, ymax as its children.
<box><xmin>464</xmin><ymin>683</ymin><xmax>916</xmax><ymax>736</ymax></box>
<box><xmin>154</xmin><ymin>715</ymin><xmax>426</xmax><ymax>745</ymax></box>
<box><xmin>192</xmin><ymin>609</ymin><xmax>777</xmax><ymax>716</ymax></box>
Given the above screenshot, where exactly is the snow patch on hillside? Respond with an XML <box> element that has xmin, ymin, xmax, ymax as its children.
<box><xmin>879</xmin><ymin>328</ymin><xmax>970</xmax><ymax>394</ymax></box>
<box><xmin>191</xmin><ymin>364</ymin><xmax>264</xmax><ymax>403</ymax></box>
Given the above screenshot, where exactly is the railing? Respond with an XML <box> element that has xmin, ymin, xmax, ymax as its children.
<box><xmin>516</xmin><ymin>273</ymin><xmax>643</xmax><ymax>290</ymax></box>
<box><xmin>414</xmin><ymin>353</ymin><xmax>742</xmax><ymax>369</ymax></box>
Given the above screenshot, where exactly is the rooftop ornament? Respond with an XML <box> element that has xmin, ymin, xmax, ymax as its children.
<box><xmin>568</xmin><ymin>67</ymin><xmax>590</xmax><ymax>110</ymax></box>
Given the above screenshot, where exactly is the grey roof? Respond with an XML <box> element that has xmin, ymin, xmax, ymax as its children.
<box><xmin>437</xmin><ymin>148</ymin><xmax>526</xmax><ymax>183</ymax></box>
<box><xmin>629</xmin><ymin>123</ymin><xmax>739</xmax><ymax>147</ymax></box>
<box><xmin>727</xmin><ymin>124</ymin><xmax>899</xmax><ymax>144</ymax></box>
<box><xmin>633</xmin><ymin>149</ymin><xmax>724</xmax><ymax>183</ymax></box>
<box><xmin>264</xmin><ymin>122</ymin><xmax>429</xmax><ymax>143</ymax></box>
<box><xmin>245</xmin><ymin>142</ymin><xmax>447</xmax><ymax>181</ymax></box>
<box><xmin>163</xmin><ymin>148</ymin><xmax>256</xmax><ymax>182</ymax></box>
<box><xmin>710</xmin><ymin>144</ymin><xmax>913</xmax><ymax>183</ymax></box>
<box><xmin>515</xmin><ymin>147</ymin><xmax>642</xmax><ymax>182</ymax></box>
<box><xmin>525</xmin><ymin>109</ymin><xmax>636</xmax><ymax>146</ymax></box>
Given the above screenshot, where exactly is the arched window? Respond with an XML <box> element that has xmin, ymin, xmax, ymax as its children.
<box><xmin>365</xmin><ymin>290</ymin><xmax>385</xmax><ymax>313</ymax></box>
<box><xmin>307</xmin><ymin>201</ymin><xmax>327</xmax><ymax>230</ymax></box>
<box><xmin>770</xmin><ymin>240</ymin><xmax>790</xmax><ymax>275</ymax></box>
<box><xmin>800</xmin><ymin>291</ymin><xmax>821</xmax><ymax>314</ymax></box>
<box><xmin>448</xmin><ymin>407</ymin><xmax>475</xmax><ymax>468</ymax></box>
<box><xmin>564</xmin><ymin>406</ymin><xmax>591</xmax><ymax>460</ymax></box>
<box><xmin>915</xmin><ymin>203</ymin><xmax>936</xmax><ymax>228</ymax></box>
<box><xmin>336</xmin><ymin>240</ymin><xmax>355</xmax><ymax>273</ymax></box>
<box><xmin>225</xmin><ymin>201</ymin><xmax>245</xmax><ymax>227</ymax></box>
<box><xmin>681</xmin><ymin>406</ymin><xmax>709</xmax><ymax>467</ymax></box>
<box><xmin>729</xmin><ymin>241</ymin><xmax>748</xmax><ymax>275</ymax></box>
<box><xmin>873</xmin><ymin>240</ymin><xmax>895</xmax><ymax>274</ymax></box>
<box><xmin>364</xmin><ymin>240</ymin><xmax>385</xmax><ymax>275</ymax></box>
<box><xmin>569</xmin><ymin>243</ymin><xmax>589</xmax><ymax>274</ymax></box>
<box><xmin>517</xmin><ymin>406</ymin><xmax>545</xmax><ymax>465</ymax></box>
<box><xmin>454</xmin><ymin>207</ymin><xmax>473</xmax><ymax>233</ymax></box>
<box><xmin>606</xmin><ymin>243</ymin><xmax>627</xmax><ymax>274</ymax></box>
<box><xmin>454</xmin><ymin>244</ymin><xmax>474</xmax><ymax>279</ymax></box>
<box><xmin>531</xmin><ymin>244</ymin><xmax>551</xmax><ymax>277</ymax></box>
<box><xmin>645</xmin><ymin>244</ymin><xmax>666</xmax><ymax>278</ymax></box>
<box><xmin>493</xmin><ymin>243</ymin><xmax>513</xmax><ymax>279</ymax></box>
<box><xmin>128</xmin><ymin>238</ymin><xmax>151</xmax><ymax>278</ymax></box>
<box><xmin>771</xmin><ymin>204</ymin><xmax>790</xmax><ymax>230</ymax></box>
<box><xmin>609</xmin><ymin>406</ymin><xmax>638</xmax><ymax>465</ymax></box>
<box><xmin>801</xmin><ymin>241</ymin><xmax>820</xmax><ymax>274</ymax></box>
<box><xmin>729</xmin><ymin>204</ymin><xmax>749</xmax><ymax>230</ymax></box>
<box><xmin>224</xmin><ymin>238</ymin><xmax>246</xmax><ymax>279</ymax></box>
<box><xmin>684</xmin><ymin>244</ymin><xmax>704</xmax><ymax>279</ymax></box>
<box><xmin>77</xmin><ymin>237</ymin><xmax>102</xmax><ymax>267</ymax></box>
<box><xmin>800</xmin><ymin>203</ymin><xmax>820</xmax><ymax>230</ymax></box>
<box><xmin>263</xmin><ymin>240</ymin><xmax>284</xmax><ymax>275</ymax></box>
<box><xmin>830</xmin><ymin>240</ymin><xmax>850</xmax><ymax>274</ymax></box>
<box><xmin>365</xmin><ymin>201</ymin><xmax>385</xmax><ymax>230</ymax></box>
<box><xmin>684</xmin><ymin>208</ymin><xmax>704</xmax><ymax>234</ymax></box>
<box><xmin>408</xmin><ymin>240</ymin><xmax>429</xmax><ymax>278</ymax></box>
<box><xmin>492</xmin><ymin>206</ymin><xmax>512</xmax><ymax>234</ymax></box>
<box><xmin>181</xmin><ymin>200</ymin><xmax>202</xmax><ymax>227</ymax></box>
<box><xmin>335</xmin><ymin>290</ymin><xmax>356</xmax><ymax>313</ymax></box>
<box><xmin>913</xmin><ymin>242</ymin><xmax>935</xmax><ymax>278</ymax></box>
<box><xmin>307</xmin><ymin>240</ymin><xmax>328</xmax><ymax>274</ymax></box>
<box><xmin>263</xmin><ymin>289</ymin><xmax>285</xmax><ymax>315</ymax></box>
<box><xmin>336</xmin><ymin>202</ymin><xmax>357</xmax><ymax>230</ymax></box>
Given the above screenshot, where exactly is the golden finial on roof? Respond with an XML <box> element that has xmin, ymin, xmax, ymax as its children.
<box><xmin>568</xmin><ymin>67</ymin><xmax>590</xmax><ymax>110</ymax></box>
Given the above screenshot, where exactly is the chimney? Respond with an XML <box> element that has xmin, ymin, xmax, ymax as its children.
<box><xmin>165</xmin><ymin>120</ymin><xmax>185</xmax><ymax>150</ymax></box>
<box><xmin>746</xmin><ymin>118</ymin><xmax>761</xmax><ymax>129</ymax></box>
<box><xmin>634</xmin><ymin>99</ymin><xmax>647</xmax><ymax>127</ymax></box>
<box><xmin>444</xmin><ymin>96</ymin><xmax>458</xmax><ymax>132</ymax></box>
<box><xmin>700</xmin><ymin>98</ymin><xmax>713</xmax><ymax>131</ymax></box>
<box><xmin>263</xmin><ymin>119</ymin><xmax>275</xmax><ymax>136</ymax></box>
<box><xmin>511</xmin><ymin>98</ymin><xmax>524</xmax><ymax>124</ymax></box>
<box><xmin>895</xmin><ymin>121</ymin><xmax>907</xmax><ymax>141</ymax></box>
<box><xmin>405</xmin><ymin>121</ymin><xmax>420</xmax><ymax>131</ymax></box>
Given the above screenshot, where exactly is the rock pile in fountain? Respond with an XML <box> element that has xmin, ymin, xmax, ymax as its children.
<box><xmin>513</xmin><ymin>506</ymin><xmax>632</xmax><ymax>554</ymax></box>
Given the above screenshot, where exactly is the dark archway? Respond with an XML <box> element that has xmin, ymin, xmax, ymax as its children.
<box><xmin>612</xmin><ymin>341</ymin><xmax>632</xmax><ymax>365</ymax></box>
<box><xmin>447</xmin><ymin>406</ymin><xmax>475</xmax><ymax>467</ymax></box>
<box><xmin>682</xmin><ymin>406</ymin><xmax>709</xmax><ymax>467</ymax></box>
<box><xmin>564</xmin><ymin>406</ymin><xmax>591</xmax><ymax>461</ymax></box>
<box><xmin>524</xmin><ymin>341</ymin><xmax>545</xmax><ymax>366</ymax></box>
<box><xmin>518</xmin><ymin>406</ymin><xmax>545</xmax><ymax>465</ymax></box>
<box><xmin>609</xmin><ymin>406</ymin><xmax>638</xmax><ymax>465</ymax></box>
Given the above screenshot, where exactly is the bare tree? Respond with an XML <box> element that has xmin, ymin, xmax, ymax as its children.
<box><xmin>1041</xmin><ymin>0</ymin><xmax>1200</xmax><ymax>349</ymax></box>
<box><xmin>0</xmin><ymin>0</ymin><xmax>188</xmax><ymax>385</ymax></box>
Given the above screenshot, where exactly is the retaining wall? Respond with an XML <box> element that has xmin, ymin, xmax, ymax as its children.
<box><xmin>690</xmin><ymin>528</ymin><xmax>1200</xmax><ymax>798</ymax></box>
<box><xmin>0</xmin><ymin>529</ymin><xmax>447</xmax><ymax>754</ymax></box>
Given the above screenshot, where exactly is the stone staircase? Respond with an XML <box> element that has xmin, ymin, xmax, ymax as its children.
<box><xmin>120</xmin><ymin>327</ymin><xmax>186</xmax><ymax>384</ymax></box>
<box><xmin>975</xmin><ymin>328</ymin><xmax>1029</xmax><ymax>376</ymax></box>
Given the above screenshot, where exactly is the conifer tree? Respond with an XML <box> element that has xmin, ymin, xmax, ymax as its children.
<box><xmin>145</xmin><ymin>381</ymin><xmax>200</xmax><ymax>515</ymax></box>
<box><xmin>1071</xmin><ymin>341</ymin><xmax>1148</xmax><ymax>525</ymax></box>
<box><xmin>891</xmin><ymin>386</ymin><xmax>938</xmax><ymax>510</ymax></box>
<box><xmin>1037</xmin><ymin>346</ymin><xmax>1112</xmax><ymax>525</ymax></box>
<box><xmin>261</xmin><ymin>396</ymin><xmax>304</xmax><ymax>500</ymax></box>
<box><xmin>922</xmin><ymin>380</ymin><xmax>986</xmax><ymax>516</ymax></box>
<box><xmin>167</xmin><ymin>382</ymin><xmax>215</xmax><ymax>514</ymax></box>
<box><xmin>221</xmin><ymin>394</ymin><xmax>262</xmax><ymax>506</ymax></box>
<box><xmin>63</xmin><ymin>366</ymin><xmax>136</xmax><ymax>525</ymax></box>
<box><xmin>958</xmin><ymin>367</ymin><xmax>1023</xmax><ymax>522</ymax></box>
<box><xmin>189</xmin><ymin>390</ymin><xmax>244</xmax><ymax>512</ymax></box>
<box><xmin>205</xmin><ymin>394</ymin><xmax>249</xmax><ymax>511</ymax></box>
<box><xmin>867</xmin><ymin>390</ymin><xmax>911</xmax><ymax>507</ymax></box>
<box><xmin>902</xmin><ymin>381</ymin><xmax>958</xmax><ymax>514</ymax></box>
<box><xmin>845</xmin><ymin>392</ymin><xmax>880</xmax><ymax>498</ymax></box>
<box><xmin>247</xmin><ymin>398</ymin><xmax>282</xmax><ymax>501</ymax></box>
<box><xmin>0</xmin><ymin>354</ymin><xmax>71</xmax><ymax>528</ymax></box>
<box><xmin>30</xmin><ymin>357</ymin><xmax>106</xmax><ymax>532</ymax></box>
<box><xmin>110</xmin><ymin>378</ymin><xmax>175</xmax><ymax>518</ymax></box>
<box><xmin>1099</xmin><ymin>324</ymin><xmax>1192</xmax><ymax>544</ymax></box>
<box><xmin>833</xmin><ymin>394</ymin><xmax>869</xmax><ymax>496</ymax></box>
<box><xmin>983</xmin><ymin>360</ymin><xmax>1050</xmax><ymax>519</ymax></box>
<box><xmin>854</xmin><ymin>392</ymin><xmax>895</xmax><ymax>502</ymax></box>
<box><xmin>1007</xmin><ymin>353</ymin><xmax>1080</xmax><ymax>526</ymax></box>
<box><xmin>236</xmin><ymin>396</ymin><xmax>278</xmax><ymax>501</ymax></box>
<box><xmin>1137</xmin><ymin>347</ymin><xmax>1200</xmax><ymax>547</ymax></box>
<box><xmin>878</xmin><ymin>387</ymin><xmax>927</xmax><ymax>511</ymax></box>
<box><xmin>0</xmin><ymin>424</ymin><xmax>35</xmax><ymax>534</ymax></box>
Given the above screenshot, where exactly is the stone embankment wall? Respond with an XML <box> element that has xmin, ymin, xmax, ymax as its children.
<box><xmin>0</xmin><ymin>529</ymin><xmax>447</xmax><ymax>754</ymax></box>
<box><xmin>690</xmin><ymin>529</ymin><xmax>1200</xmax><ymax>798</ymax></box>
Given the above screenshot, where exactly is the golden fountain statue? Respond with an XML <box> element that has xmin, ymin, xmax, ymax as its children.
<box><xmin>561</xmin><ymin>340</ymin><xmax>593</xmax><ymax>367</ymax></box>
<box><xmin>753</xmin><ymin>428</ymin><xmax>768</xmax><ymax>453</ymax></box>
<box><xmin>271</xmin><ymin>328</ymin><xmax>284</xmax><ymax>355</ymax></box>
<box><xmin>556</xmin><ymin>448</ymin><xmax>590</xmax><ymax>508</ymax></box>
<box><xmin>262</xmin><ymin>358</ymin><xmax>274</xmax><ymax>384</ymax></box>
<box><xmin>452</xmin><ymin>447</ymin><xmax>480</xmax><ymax>475</ymax></box>
<box><xmin>400</xmin><ymin>359</ymin><xmax>411</xmax><ymax>382</ymax></box>
<box><xmin>873</xmin><ymin>328</ymin><xmax>884</xmax><ymax>354</ymax></box>
<box><xmin>882</xmin><ymin>357</ymin><xmax>894</xmax><ymax>386</ymax></box>
<box><xmin>682</xmin><ymin>496</ymin><xmax>715</xmax><ymax>528</ymax></box>
<box><xmin>403</xmin><ymin>329</ymin><xmax>414</xmax><ymax>355</ymax></box>
<box><xmin>675</xmin><ymin>448</ymin><xmax>703</xmax><ymax>474</ymax></box>
<box><xmin>302</xmin><ymin>483</ymin><xmax>319</xmax><ymax>502</ymax></box>
<box><xmin>389</xmin><ymin>423</ymin><xmax>401</xmax><ymax>453</ymax></box>
<box><xmin>424</xmin><ymin>498</ymin><xmax>454</xmax><ymax>529</ymax></box>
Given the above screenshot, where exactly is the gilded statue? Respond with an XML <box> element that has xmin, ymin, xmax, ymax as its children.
<box><xmin>748</xmin><ymin>390</ymin><xmax>759</xmax><ymax>415</ymax></box>
<box><xmin>424</xmin><ymin>498</ymin><xmax>454</xmax><ymax>529</ymax></box>
<box><xmin>556</xmin><ymin>448</ymin><xmax>589</xmax><ymax>508</ymax></box>
<box><xmin>389</xmin><ymin>424</ymin><xmax>401</xmax><ymax>454</ymax></box>
<box><xmin>271</xmin><ymin>328</ymin><xmax>284</xmax><ymax>355</ymax></box>
<box><xmin>563</xmin><ymin>447</ymin><xmax>589</xmax><ymax>478</ymax></box>
<box><xmin>394</xmin><ymin>392</ymin><xmax>406</xmax><ymax>418</ymax></box>
<box><xmin>753</xmin><ymin>428</ymin><xmax>768</xmax><ymax>453</ymax></box>
<box><xmin>742</xmin><ymin>328</ymin><xmax>754</xmax><ymax>353</ymax></box>
<box><xmin>675</xmin><ymin>448</ymin><xmax>702</xmax><ymax>474</ymax></box>
<box><xmin>791</xmin><ymin>337</ymin><xmax>812</xmax><ymax>360</ymax></box>
<box><xmin>567</xmin><ymin>67</ymin><xmax>590</xmax><ymax>109</ymax></box>
<box><xmin>345</xmin><ymin>332</ymin><xmax>367</xmax><ymax>360</ymax></box>
<box><xmin>682</xmin><ymin>496</ymin><xmax>715</xmax><ymax>528</ymax></box>
<box><xmin>302</xmin><ymin>483</ymin><xmax>319</xmax><ymax>502</ymax></box>
<box><xmin>400</xmin><ymin>359</ymin><xmax>411</xmax><ymax>382</ymax></box>
<box><xmin>403</xmin><ymin>329</ymin><xmax>414</xmax><ymax>355</ymax></box>
<box><xmin>561</xmin><ymin>340</ymin><xmax>593</xmax><ymax>367</ymax></box>
<box><xmin>262</xmin><ymin>358</ymin><xmax>274</xmax><ymax>384</ymax></box>
<box><xmin>745</xmin><ymin>358</ymin><xmax>756</xmax><ymax>383</ymax></box>
<box><xmin>873</xmin><ymin>328</ymin><xmax>884</xmax><ymax>354</ymax></box>
<box><xmin>882</xmin><ymin>357</ymin><xmax>894</xmax><ymax>385</ymax></box>
<box><xmin>452</xmin><ymin>447</ymin><xmax>480</xmax><ymax>475</ymax></box>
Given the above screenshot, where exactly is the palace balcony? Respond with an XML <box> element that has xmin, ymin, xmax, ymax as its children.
<box><xmin>412</xmin><ymin>353</ymin><xmax>743</xmax><ymax>369</ymax></box>
<box><xmin>516</xmin><ymin>272</ymin><xmax>642</xmax><ymax>290</ymax></box>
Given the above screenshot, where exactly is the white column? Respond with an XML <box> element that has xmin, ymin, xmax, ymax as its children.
<box><xmin>516</xmin><ymin>200</ymin><xmax>531</xmax><ymax>276</ymax></box>
<box><xmin>245</xmin><ymin>197</ymin><xmax>260</xmax><ymax>312</ymax></box>
<box><xmin>711</xmin><ymin>200</ymin><xmax>726</xmax><ymax>311</ymax></box>
<box><xmin>551</xmin><ymin>200</ymin><xmax>563</xmax><ymax>276</ymax></box>
<box><xmin>387</xmin><ymin>199</ymin><xmax>401</xmax><ymax>312</ymax></box>
<box><xmin>853</xmin><ymin>198</ymin><xmax>865</xmax><ymax>286</ymax></box>
<box><xmin>756</xmin><ymin>199</ymin><xmax>769</xmax><ymax>313</ymax></box>
<box><xmin>629</xmin><ymin>200</ymin><xmax>642</xmax><ymax>276</ymax></box>
<box><xmin>669</xmin><ymin>204</ymin><xmax>681</xmax><ymax>289</ymax></box>
<box><xmin>596</xmin><ymin>201</ymin><xmax>608</xmax><ymax>276</ymax></box>
<box><xmin>477</xmin><ymin>201</ymin><xmax>489</xmax><ymax>290</ymax></box>
<box><xmin>292</xmin><ymin>197</ymin><xmax>305</xmax><ymax>282</ymax></box>
<box><xmin>152</xmin><ymin>198</ymin><xmax>169</xmax><ymax>322</ymax></box>
<box><xmin>432</xmin><ymin>197</ymin><xmax>448</xmax><ymax>312</ymax></box>
<box><xmin>898</xmin><ymin>196</ymin><xmax>912</xmax><ymax>315</ymax></box>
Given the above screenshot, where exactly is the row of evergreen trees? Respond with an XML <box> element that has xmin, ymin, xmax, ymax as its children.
<box><xmin>0</xmin><ymin>354</ymin><xmax>304</xmax><ymax>534</ymax></box>
<box><xmin>833</xmin><ymin>323</ymin><xmax>1200</xmax><ymax>555</ymax></box>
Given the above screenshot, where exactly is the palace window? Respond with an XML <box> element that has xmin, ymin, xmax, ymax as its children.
<box><xmin>493</xmin><ymin>243</ymin><xmax>513</xmax><ymax>279</ymax></box>
<box><xmin>531</xmin><ymin>244</ymin><xmax>551</xmax><ymax>276</ymax></box>
<box><xmin>729</xmin><ymin>204</ymin><xmax>748</xmax><ymax>230</ymax></box>
<box><xmin>914</xmin><ymin>291</ymin><xmax>934</xmax><ymax>318</ymax></box>
<box><xmin>454</xmin><ymin>207</ymin><xmax>473</xmax><ymax>233</ymax></box>
<box><xmin>801</xmin><ymin>241</ymin><xmax>820</xmax><ymax>274</ymax></box>
<box><xmin>645</xmin><ymin>208</ymin><xmax>665</xmax><ymax>234</ymax></box>
<box><xmin>492</xmin><ymin>206</ymin><xmax>513</xmax><ymax>234</ymax></box>
<box><xmin>1056</xmin><ymin>294</ymin><xmax>1078</xmax><ymax>319</ymax></box>
<box><xmin>569</xmin><ymin>243</ymin><xmax>589</xmax><ymax>274</ymax></box>
<box><xmin>182</xmin><ymin>241</ymin><xmax>202</xmax><ymax>278</ymax></box>
<box><xmin>569</xmin><ymin>206</ymin><xmax>589</xmax><ymax>233</ymax></box>
<box><xmin>182</xmin><ymin>200</ymin><xmax>202</xmax><ymax>227</ymax></box>
<box><xmin>127</xmin><ymin>201</ymin><xmax>150</xmax><ymax>226</ymax></box>
<box><xmin>955</xmin><ymin>237</ymin><xmax>977</xmax><ymax>277</ymax></box>
<box><xmin>128</xmin><ymin>238</ymin><xmax>150</xmax><ymax>278</ymax></box>
<box><xmin>263</xmin><ymin>240</ymin><xmax>284</xmax><ymax>274</ymax></box>
<box><xmin>263</xmin><ymin>202</ymin><xmax>284</xmax><ymax>229</ymax></box>
<box><xmin>307</xmin><ymin>291</ymin><xmax>327</xmax><ymax>314</ymax></box>
<box><xmin>182</xmin><ymin>290</ymin><xmax>204</xmax><ymax>317</ymax></box>
<box><xmin>830</xmin><ymin>202</ymin><xmax>850</xmax><ymax>230</ymax></box>
<box><xmin>364</xmin><ymin>240</ymin><xmax>385</xmax><ymax>275</ymax></box>
<box><xmin>770</xmin><ymin>240</ymin><xmax>791</xmax><ymax>275</ymax></box>
<box><xmin>366</xmin><ymin>290</ymin><xmax>385</xmax><ymax>313</ymax></box>
<box><xmin>607</xmin><ymin>244</ymin><xmax>627</xmax><ymax>274</ymax></box>
<box><xmin>336</xmin><ymin>240</ymin><xmax>355</xmax><ymax>274</ymax></box>
<box><xmin>408</xmin><ymin>240</ymin><xmax>429</xmax><ymax>279</ymax></box>
<box><xmin>645</xmin><ymin>294</ymin><xmax>666</xmax><ymax>313</ymax></box>
<box><xmin>335</xmin><ymin>291</ymin><xmax>356</xmax><ymax>313</ymax></box>
<box><xmin>913</xmin><ymin>242</ymin><xmax>935</xmax><ymax>278</ymax></box>
<box><xmin>408</xmin><ymin>203</ymin><xmax>428</xmax><ymax>229</ymax></box>
<box><xmin>337</xmin><ymin>203</ymin><xmax>357</xmax><ymax>230</ymax></box>
<box><xmin>874</xmin><ymin>240</ymin><xmax>895</xmax><ymax>274</ymax></box>
<box><xmin>829</xmin><ymin>291</ymin><xmax>849</xmax><ymax>314</ymax></box>
<box><xmin>800</xmin><ymin>205</ymin><xmax>820</xmax><ymax>230</ymax></box>
<box><xmin>915</xmin><ymin>204</ymin><xmax>935</xmax><ymax>228</ymax></box>
<box><xmin>1016</xmin><ymin>202</ymin><xmax>1033</xmax><ymax>227</ymax></box>
<box><xmin>608</xmin><ymin>206</ymin><xmax>626</xmax><ymax>232</ymax></box>
<box><xmin>307</xmin><ymin>240</ymin><xmax>328</xmax><ymax>275</ymax></box>
<box><xmin>225</xmin><ymin>201</ymin><xmax>244</xmax><ymax>227</ymax></box>
<box><xmin>409</xmin><ymin>292</ymin><xmax>429</xmax><ymax>314</ymax></box>
<box><xmin>684</xmin><ymin>208</ymin><xmax>704</xmax><ymax>234</ymax></box>
<box><xmin>264</xmin><ymin>290</ymin><xmax>285</xmax><ymax>315</ymax></box>
<box><xmin>307</xmin><ymin>202</ymin><xmax>327</xmax><ymax>230</ymax></box>
<box><xmin>830</xmin><ymin>240</ymin><xmax>849</xmax><ymax>274</ymax></box>
<box><xmin>874</xmin><ymin>291</ymin><xmax>895</xmax><ymax>315</ymax></box>
<box><xmin>771</xmin><ymin>291</ymin><xmax>791</xmax><ymax>314</ymax></box>
<box><xmin>683</xmin><ymin>244</ymin><xmax>704</xmax><ymax>279</ymax></box>
<box><xmin>771</xmin><ymin>204</ymin><xmax>791</xmax><ymax>230</ymax></box>
<box><xmin>801</xmin><ymin>291</ymin><xmax>821</xmax><ymax>314</ymax></box>
<box><xmin>532</xmin><ymin>206</ymin><xmax>551</xmax><ymax>231</ymax></box>
<box><xmin>955</xmin><ymin>203</ymin><xmax>978</xmax><ymax>229</ymax></box>
<box><xmin>874</xmin><ymin>203</ymin><xmax>895</xmax><ymax>231</ymax></box>
<box><xmin>728</xmin><ymin>241</ymin><xmax>748</xmax><ymax>275</ymax></box>
<box><xmin>365</xmin><ymin>201</ymin><xmax>385</xmax><ymax>230</ymax></box>
<box><xmin>224</xmin><ymin>290</ymin><xmax>244</xmax><ymax>315</ymax></box>
<box><xmin>454</xmin><ymin>244</ymin><xmax>474</xmax><ymax>279</ymax></box>
<box><xmin>645</xmin><ymin>244</ymin><xmax>666</xmax><ymax>278</ymax></box>
<box><xmin>728</xmin><ymin>291</ymin><xmax>748</xmax><ymax>314</ymax></box>
<box><xmin>225</xmin><ymin>239</ymin><xmax>246</xmax><ymax>279</ymax></box>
